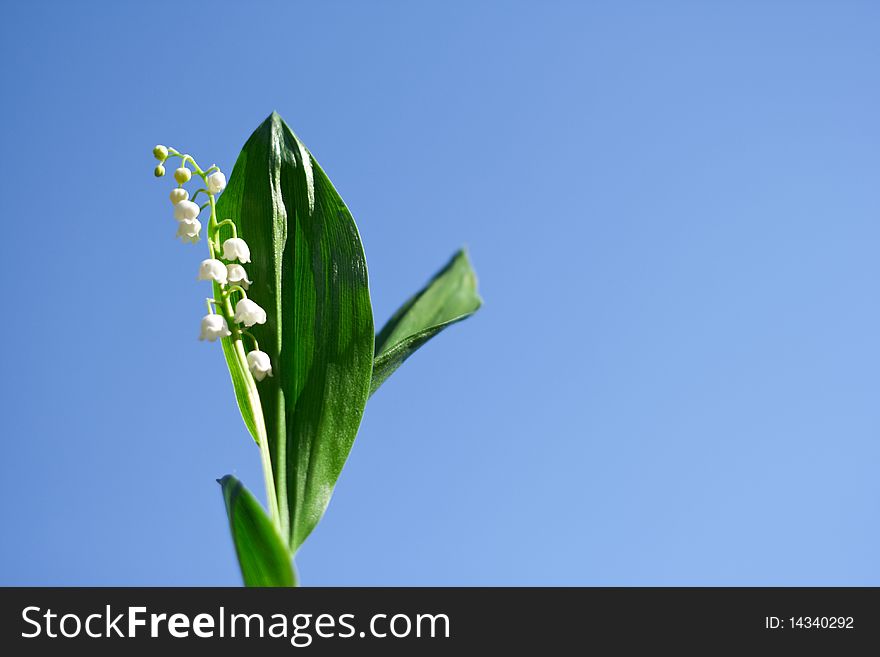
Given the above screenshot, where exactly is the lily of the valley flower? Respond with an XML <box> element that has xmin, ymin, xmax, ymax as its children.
<box><xmin>199</xmin><ymin>314</ymin><xmax>231</xmax><ymax>341</ymax></box>
<box><xmin>226</xmin><ymin>264</ymin><xmax>252</xmax><ymax>289</ymax></box>
<box><xmin>246</xmin><ymin>350</ymin><xmax>273</xmax><ymax>381</ymax></box>
<box><xmin>233</xmin><ymin>298</ymin><xmax>267</xmax><ymax>327</ymax></box>
<box><xmin>222</xmin><ymin>237</ymin><xmax>251</xmax><ymax>263</ymax></box>
<box><xmin>169</xmin><ymin>188</ymin><xmax>189</xmax><ymax>204</ymax></box>
<box><xmin>173</xmin><ymin>199</ymin><xmax>201</xmax><ymax>221</ymax></box>
<box><xmin>197</xmin><ymin>258</ymin><xmax>228</xmax><ymax>284</ymax></box>
<box><xmin>206</xmin><ymin>171</ymin><xmax>227</xmax><ymax>195</ymax></box>
<box><xmin>176</xmin><ymin>218</ymin><xmax>201</xmax><ymax>243</ymax></box>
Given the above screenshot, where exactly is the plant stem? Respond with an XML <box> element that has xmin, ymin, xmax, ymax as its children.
<box><xmin>231</xmin><ymin>334</ymin><xmax>280</xmax><ymax>529</ymax></box>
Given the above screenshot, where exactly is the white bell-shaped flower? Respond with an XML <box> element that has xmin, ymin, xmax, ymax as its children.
<box><xmin>233</xmin><ymin>298</ymin><xmax>267</xmax><ymax>327</ymax></box>
<box><xmin>206</xmin><ymin>171</ymin><xmax>227</xmax><ymax>195</ymax></box>
<box><xmin>226</xmin><ymin>264</ymin><xmax>252</xmax><ymax>290</ymax></box>
<box><xmin>246</xmin><ymin>350</ymin><xmax>273</xmax><ymax>381</ymax></box>
<box><xmin>176</xmin><ymin>218</ymin><xmax>201</xmax><ymax>243</ymax></box>
<box><xmin>199</xmin><ymin>314</ymin><xmax>231</xmax><ymax>341</ymax></box>
<box><xmin>169</xmin><ymin>188</ymin><xmax>189</xmax><ymax>204</ymax></box>
<box><xmin>197</xmin><ymin>258</ymin><xmax>228</xmax><ymax>284</ymax></box>
<box><xmin>173</xmin><ymin>199</ymin><xmax>200</xmax><ymax>221</ymax></box>
<box><xmin>222</xmin><ymin>237</ymin><xmax>251</xmax><ymax>263</ymax></box>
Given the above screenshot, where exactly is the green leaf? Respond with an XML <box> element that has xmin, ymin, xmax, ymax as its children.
<box><xmin>218</xmin><ymin>475</ymin><xmax>295</xmax><ymax>587</ymax></box>
<box><xmin>215</xmin><ymin>308</ymin><xmax>260</xmax><ymax>444</ymax></box>
<box><xmin>372</xmin><ymin>249</ymin><xmax>482</xmax><ymax>396</ymax></box>
<box><xmin>216</xmin><ymin>113</ymin><xmax>374</xmax><ymax>551</ymax></box>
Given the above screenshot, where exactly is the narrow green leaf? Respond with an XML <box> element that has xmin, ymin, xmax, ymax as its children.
<box><xmin>371</xmin><ymin>249</ymin><xmax>482</xmax><ymax>396</ymax></box>
<box><xmin>217</xmin><ymin>113</ymin><xmax>374</xmax><ymax>551</ymax></box>
<box><xmin>216</xmin><ymin>306</ymin><xmax>259</xmax><ymax>443</ymax></box>
<box><xmin>218</xmin><ymin>475</ymin><xmax>295</xmax><ymax>587</ymax></box>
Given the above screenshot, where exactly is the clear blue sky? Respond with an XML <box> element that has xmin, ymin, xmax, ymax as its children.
<box><xmin>1</xmin><ymin>1</ymin><xmax>878</xmax><ymax>585</ymax></box>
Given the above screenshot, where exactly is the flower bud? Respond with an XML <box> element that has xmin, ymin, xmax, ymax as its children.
<box><xmin>206</xmin><ymin>171</ymin><xmax>227</xmax><ymax>195</ymax></box>
<box><xmin>169</xmin><ymin>188</ymin><xmax>189</xmax><ymax>204</ymax></box>
<box><xmin>246</xmin><ymin>350</ymin><xmax>273</xmax><ymax>381</ymax></box>
<box><xmin>174</xmin><ymin>167</ymin><xmax>192</xmax><ymax>184</ymax></box>
<box><xmin>154</xmin><ymin>164</ymin><xmax>165</xmax><ymax>177</ymax></box>
<box><xmin>222</xmin><ymin>237</ymin><xmax>251</xmax><ymax>263</ymax></box>
<box><xmin>176</xmin><ymin>218</ymin><xmax>201</xmax><ymax>243</ymax></box>
<box><xmin>173</xmin><ymin>199</ymin><xmax>200</xmax><ymax>221</ymax></box>
<box><xmin>197</xmin><ymin>258</ymin><xmax>228</xmax><ymax>284</ymax></box>
<box><xmin>153</xmin><ymin>145</ymin><xmax>168</xmax><ymax>161</ymax></box>
<box><xmin>226</xmin><ymin>264</ymin><xmax>252</xmax><ymax>290</ymax></box>
<box><xmin>199</xmin><ymin>314</ymin><xmax>232</xmax><ymax>341</ymax></box>
<box><xmin>233</xmin><ymin>298</ymin><xmax>267</xmax><ymax>327</ymax></box>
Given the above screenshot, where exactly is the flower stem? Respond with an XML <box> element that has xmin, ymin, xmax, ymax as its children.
<box><xmin>241</xmin><ymin>330</ymin><xmax>260</xmax><ymax>352</ymax></box>
<box><xmin>204</xmin><ymin>183</ymin><xmax>282</xmax><ymax>535</ymax></box>
<box><xmin>207</xmin><ymin>193</ymin><xmax>222</xmax><ymax>254</ymax></box>
<box><xmin>215</xmin><ymin>219</ymin><xmax>238</xmax><ymax>239</ymax></box>
<box><xmin>225</xmin><ymin>297</ymin><xmax>281</xmax><ymax>530</ymax></box>
<box><xmin>224</xmin><ymin>284</ymin><xmax>248</xmax><ymax>301</ymax></box>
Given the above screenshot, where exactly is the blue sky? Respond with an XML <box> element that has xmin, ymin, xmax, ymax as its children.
<box><xmin>1</xmin><ymin>1</ymin><xmax>879</xmax><ymax>585</ymax></box>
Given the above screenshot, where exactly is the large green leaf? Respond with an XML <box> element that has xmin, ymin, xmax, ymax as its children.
<box><xmin>219</xmin><ymin>475</ymin><xmax>295</xmax><ymax>587</ymax></box>
<box><xmin>372</xmin><ymin>249</ymin><xmax>482</xmax><ymax>396</ymax></box>
<box><xmin>216</xmin><ymin>113</ymin><xmax>374</xmax><ymax>551</ymax></box>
